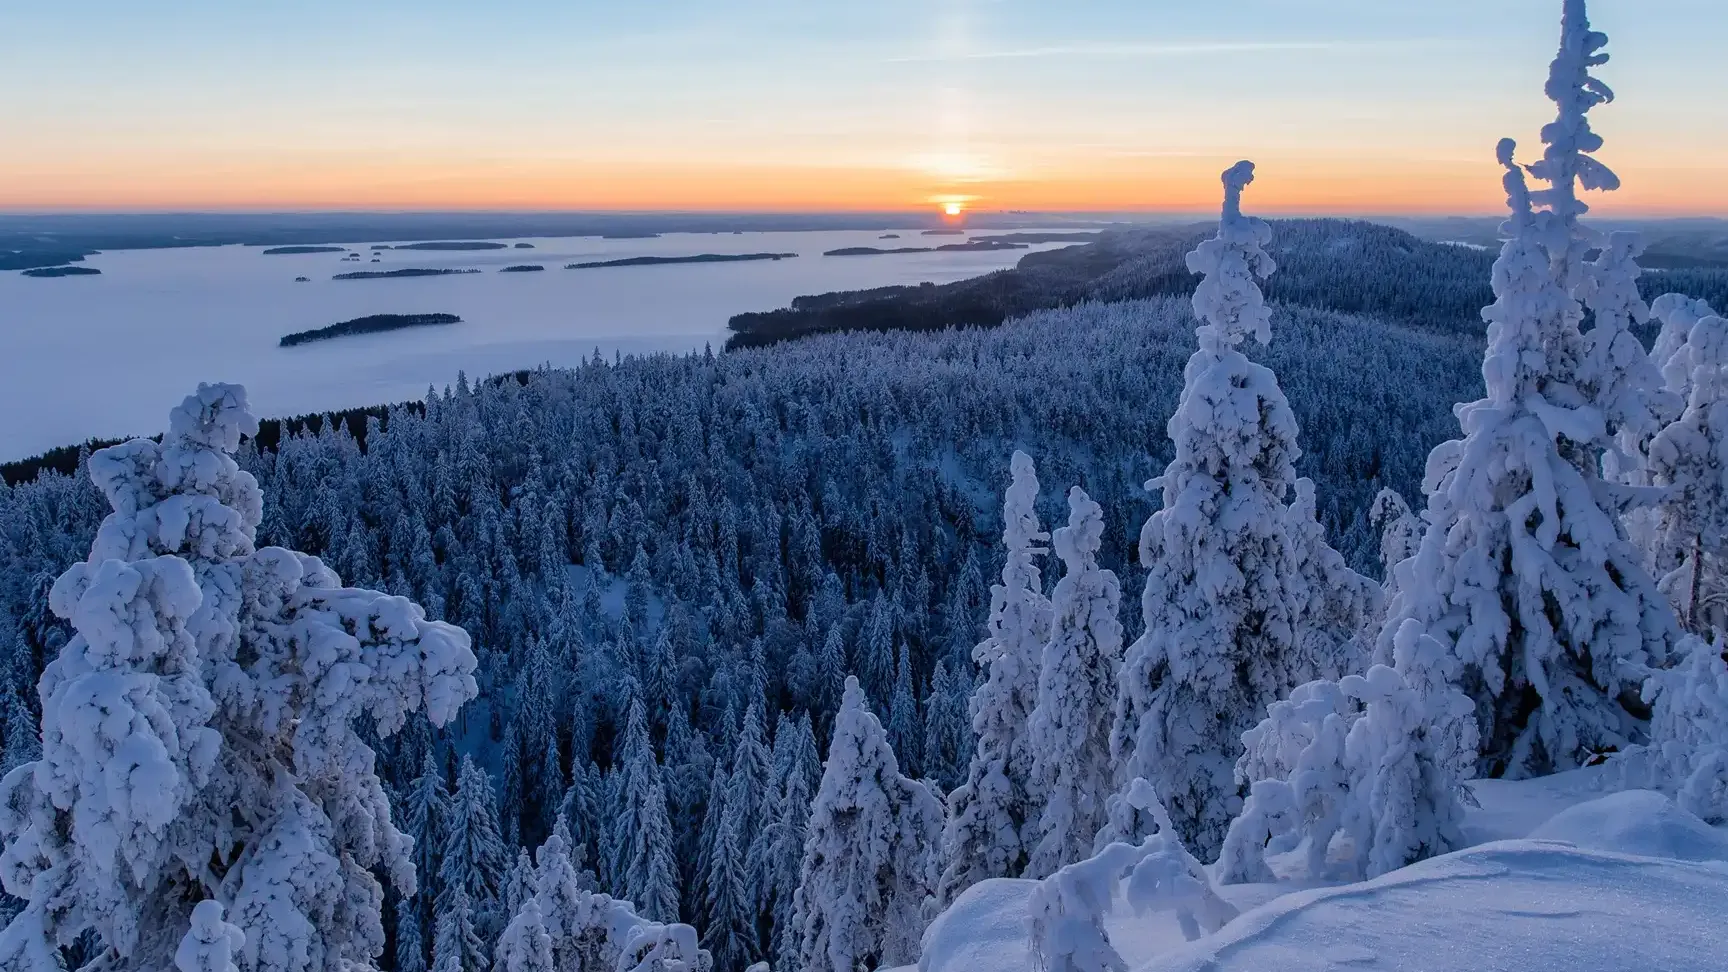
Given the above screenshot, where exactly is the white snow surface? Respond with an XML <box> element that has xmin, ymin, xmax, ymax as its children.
<box><xmin>909</xmin><ymin>771</ymin><xmax>1728</xmax><ymax>972</ymax></box>
<box><xmin>0</xmin><ymin>230</ymin><xmax>1072</xmax><ymax>460</ymax></box>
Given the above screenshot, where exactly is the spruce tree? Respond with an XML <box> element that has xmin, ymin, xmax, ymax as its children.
<box><xmin>1380</xmin><ymin>4</ymin><xmax>1678</xmax><ymax>777</ymax></box>
<box><xmin>1108</xmin><ymin>163</ymin><xmax>1308</xmax><ymax>857</ymax></box>
<box><xmin>791</xmin><ymin>678</ymin><xmax>942</xmax><ymax>972</ymax></box>
<box><xmin>1026</xmin><ymin>487</ymin><xmax>1123</xmax><ymax>877</ymax></box>
<box><xmin>937</xmin><ymin>451</ymin><xmax>1051</xmax><ymax>903</ymax></box>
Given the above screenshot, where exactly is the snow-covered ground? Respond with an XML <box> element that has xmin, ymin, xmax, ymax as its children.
<box><xmin>906</xmin><ymin>771</ymin><xmax>1728</xmax><ymax>972</ymax></box>
<box><xmin>0</xmin><ymin>229</ymin><xmax>1069</xmax><ymax>460</ymax></box>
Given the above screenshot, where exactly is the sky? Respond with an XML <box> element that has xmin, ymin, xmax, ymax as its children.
<box><xmin>1</xmin><ymin>0</ymin><xmax>1724</xmax><ymax>216</ymax></box>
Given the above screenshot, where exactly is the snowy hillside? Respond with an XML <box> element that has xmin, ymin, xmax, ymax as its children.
<box><xmin>911</xmin><ymin>778</ymin><xmax>1728</xmax><ymax>972</ymax></box>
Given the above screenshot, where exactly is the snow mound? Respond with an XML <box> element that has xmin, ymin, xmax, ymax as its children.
<box><xmin>1140</xmin><ymin>841</ymin><xmax>1728</xmax><ymax>972</ymax></box>
<box><xmin>917</xmin><ymin>878</ymin><xmax>1037</xmax><ymax>972</ymax></box>
<box><xmin>1529</xmin><ymin>790</ymin><xmax>1728</xmax><ymax>862</ymax></box>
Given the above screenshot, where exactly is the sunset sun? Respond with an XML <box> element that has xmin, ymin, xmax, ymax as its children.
<box><xmin>943</xmin><ymin>201</ymin><xmax>964</xmax><ymax>217</ymax></box>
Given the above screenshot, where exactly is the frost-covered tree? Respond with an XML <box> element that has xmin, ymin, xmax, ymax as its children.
<box><xmin>1220</xmin><ymin>618</ymin><xmax>1478</xmax><ymax>883</ymax></box>
<box><xmin>1026</xmin><ymin>487</ymin><xmax>1122</xmax><ymax>877</ymax></box>
<box><xmin>0</xmin><ymin>384</ymin><xmax>478</xmax><ymax>972</ymax></box>
<box><xmin>1285</xmin><ymin>478</ymin><xmax>1380</xmax><ymax>680</ymax></box>
<box><xmin>1107</xmin><ymin>162</ymin><xmax>1308</xmax><ymax>858</ymax></box>
<box><xmin>1609</xmin><ymin>636</ymin><xmax>1728</xmax><ymax>823</ymax></box>
<box><xmin>1380</xmin><ymin>29</ymin><xmax>1678</xmax><ymax>776</ymax></box>
<box><xmin>443</xmin><ymin>756</ymin><xmax>511</xmax><ymax>942</ymax></box>
<box><xmin>753</xmin><ymin>715</ymin><xmax>818</xmax><ymax>972</ymax></box>
<box><xmin>616</xmin><ymin>702</ymin><xmax>679</xmax><ymax>924</ymax></box>
<box><xmin>402</xmin><ymin>755</ymin><xmax>453</xmax><ymax>926</ymax></box>
<box><xmin>432</xmin><ymin>884</ymin><xmax>488</xmax><ymax>972</ymax></box>
<box><xmin>396</xmin><ymin>897</ymin><xmax>428</xmax><ymax>972</ymax></box>
<box><xmin>499</xmin><ymin>826</ymin><xmax>710</xmax><ymax>972</ymax></box>
<box><xmin>1368</xmin><ymin>488</ymin><xmax>1422</xmax><ymax>604</ymax></box>
<box><xmin>937</xmin><ymin>450</ymin><xmax>1052</xmax><ymax>903</ymax></box>
<box><xmin>791</xmin><ymin>678</ymin><xmax>942</xmax><ymax>972</ymax></box>
<box><xmin>493</xmin><ymin>899</ymin><xmax>555</xmax><ymax>972</ymax></box>
<box><xmin>1028</xmin><ymin>782</ymin><xmax>1233</xmax><ymax>972</ymax></box>
<box><xmin>1646</xmin><ymin>312</ymin><xmax>1728</xmax><ymax>636</ymax></box>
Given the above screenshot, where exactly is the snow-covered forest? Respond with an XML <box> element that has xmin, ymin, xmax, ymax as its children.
<box><xmin>1</xmin><ymin>2</ymin><xmax>1726</xmax><ymax>971</ymax></box>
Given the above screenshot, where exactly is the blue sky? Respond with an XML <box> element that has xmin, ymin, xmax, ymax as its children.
<box><xmin>1</xmin><ymin>0</ymin><xmax>1723</xmax><ymax>212</ymax></box>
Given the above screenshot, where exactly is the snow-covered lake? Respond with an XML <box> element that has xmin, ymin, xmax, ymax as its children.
<box><xmin>0</xmin><ymin>229</ymin><xmax>1070</xmax><ymax>460</ymax></box>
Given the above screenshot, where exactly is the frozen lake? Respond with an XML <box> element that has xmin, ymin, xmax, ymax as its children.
<box><xmin>0</xmin><ymin>229</ymin><xmax>1070</xmax><ymax>460</ymax></box>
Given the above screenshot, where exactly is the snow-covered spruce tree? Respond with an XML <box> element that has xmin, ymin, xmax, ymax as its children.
<box><xmin>1025</xmin><ymin>487</ymin><xmax>1122</xmax><ymax>877</ymax></box>
<box><xmin>1107</xmin><ymin>161</ymin><xmax>1308</xmax><ymax>859</ymax></box>
<box><xmin>1379</xmin><ymin>31</ymin><xmax>1678</xmax><ymax>777</ymax></box>
<box><xmin>498</xmin><ymin>823</ymin><xmax>711</xmax><ymax>972</ymax></box>
<box><xmin>791</xmin><ymin>678</ymin><xmax>942</xmax><ymax>972</ymax></box>
<box><xmin>755</xmin><ymin>715</ymin><xmax>819</xmax><ymax>972</ymax></box>
<box><xmin>1611</xmin><ymin>636</ymin><xmax>1728</xmax><ymax>822</ymax></box>
<box><xmin>493</xmin><ymin>899</ymin><xmax>554</xmax><ymax>972</ymax></box>
<box><xmin>442</xmin><ymin>755</ymin><xmax>511</xmax><ymax>943</ymax></box>
<box><xmin>0</xmin><ymin>384</ymin><xmax>478</xmax><ymax>972</ymax></box>
<box><xmin>1646</xmin><ymin>312</ymin><xmax>1728</xmax><ymax>636</ymax></box>
<box><xmin>1028</xmin><ymin>782</ymin><xmax>1233</xmax><ymax>972</ymax></box>
<box><xmin>936</xmin><ymin>450</ymin><xmax>1052</xmax><ymax>904</ymax></box>
<box><xmin>1220</xmin><ymin>619</ymin><xmax>1479</xmax><ymax>884</ymax></box>
<box><xmin>432</xmin><ymin>883</ymin><xmax>488</xmax><ymax>972</ymax></box>
<box><xmin>1368</xmin><ymin>488</ymin><xmax>1423</xmax><ymax>619</ymax></box>
<box><xmin>1285</xmin><ymin>478</ymin><xmax>1380</xmax><ymax>680</ymax></box>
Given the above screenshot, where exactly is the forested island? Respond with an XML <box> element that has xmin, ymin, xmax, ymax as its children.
<box><xmin>824</xmin><ymin>239</ymin><xmax>1028</xmax><ymax>257</ymax></box>
<box><xmin>279</xmin><ymin>312</ymin><xmax>461</xmax><ymax>346</ymax></box>
<box><xmin>500</xmin><ymin>264</ymin><xmax>544</xmax><ymax>272</ymax></box>
<box><xmin>332</xmin><ymin>268</ymin><xmax>480</xmax><ymax>280</ymax></box>
<box><xmin>21</xmin><ymin>266</ymin><xmax>101</xmax><ymax>278</ymax></box>
<box><xmin>514</xmin><ymin>242</ymin><xmax>535</xmax><ymax>248</ymax></box>
<box><xmin>387</xmin><ymin>241</ymin><xmax>509</xmax><ymax>251</ymax></box>
<box><xmin>261</xmin><ymin>245</ymin><xmax>347</xmax><ymax>255</ymax></box>
<box><xmin>565</xmin><ymin>252</ymin><xmax>797</xmax><ymax>269</ymax></box>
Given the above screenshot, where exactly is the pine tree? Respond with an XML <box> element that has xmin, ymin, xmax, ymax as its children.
<box><xmin>937</xmin><ymin>450</ymin><xmax>1052</xmax><ymax>903</ymax></box>
<box><xmin>1108</xmin><ymin>163</ymin><xmax>1308</xmax><ymax>858</ymax></box>
<box><xmin>791</xmin><ymin>678</ymin><xmax>943</xmax><ymax>972</ymax></box>
<box><xmin>1026</xmin><ymin>487</ymin><xmax>1123</xmax><ymax>877</ymax></box>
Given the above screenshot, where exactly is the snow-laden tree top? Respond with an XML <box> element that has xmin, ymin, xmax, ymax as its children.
<box><xmin>1186</xmin><ymin>160</ymin><xmax>1276</xmax><ymax>351</ymax></box>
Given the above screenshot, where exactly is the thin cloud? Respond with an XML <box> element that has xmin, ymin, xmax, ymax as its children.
<box><xmin>884</xmin><ymin>39</ymin><xmax>1419</xmax><ymax>64</ymax></box>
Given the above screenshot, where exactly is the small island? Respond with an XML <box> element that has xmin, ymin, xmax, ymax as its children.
<box><xmin>388</xmin><ymin>241</ymin><xmax>509</xmax><ymax>251</ymax></box>
<box><xmin>500</xmin><ymin>264</ymin><xmax>544</xmax><ymax>272</ymax></box>
<box><xmin>294</xmin><ymin>276</ymin><xmax>310</xmax><ymax>282</ymax></box>
<box><xmin>879</xmin><ymin>233</ymin><xmax>901</xmax><ymax>239</ymax></box>
<box><xmin>566</xmin><ymin>252</ymin><xmax>797</xmax><ymax>270</ymax></box>
<box><xmin>921</xmin><ymin>228</ymin><xmax>967</xmax><ymax>236</ymax></box>
<box><xmin>261</xmin><ymin>245</ymin><xmax>348</xmax><ymax>255</ymax></box>
<box><xmin>333</xmin><ymin>268</ymin><xmax>480</xmax><ymax>280</ymax></box>
<box><xmin>513</xmin><ymin>242</ymin><xmax>536</xmax><ymax>249</ymax></box>
<box><xmin>280</xmin><ymin>313</ymin><xmax>461</xmax><ymax>347</ymax></box>
<box><xmin>824</xmin><ymin>240</ymin><xmax>1028</xmax><ymax>257</ymax></box>
<box><xmin>22</xmin><ymin>265</ymin><xmax>102</xmax><ymax>278</ymax></box>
